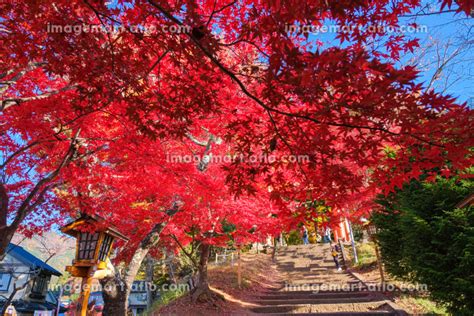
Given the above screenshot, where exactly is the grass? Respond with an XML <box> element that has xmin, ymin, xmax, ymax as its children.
<box><xmin>354</xmin><ymin>243</ymin><xmax>377</xmax><ymax>266</ymax></box>
<box><xmin>344</xmin><ymin>242</ymin><xmax>378</xmax><ymax>270</ymax></box>
<box><xmin>395</xmin><ymin>294</ymin><xmax>448</xmax><ymax>315</ymax></box>
<box><xmin>142</xmin><ymin>286</ymin><xmax>188</xmax><ymax>316</ymax></box>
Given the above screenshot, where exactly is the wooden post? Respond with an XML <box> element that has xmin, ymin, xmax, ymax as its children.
<box><xmin>237</xmin><ymin>249</ymin><xmax>242</xmax><ymax>288</ymax></box>
<box><xmin>76</xmin><ymin>268</ymin><xmax>93</xmax><ymax>316</ymax></box>
<box><xmin>374</xmin><ymin>243</ymin><xmax>385</xmax><ymax>284</ymax></box>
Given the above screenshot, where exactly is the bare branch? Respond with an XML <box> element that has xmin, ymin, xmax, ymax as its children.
<box><xmin>146</xmin><ymin>0</ymin><xmax>446</xmax><ymax>148</ymax></box>
<box><xmin>170</xmin><ymin>234</ymin><xmax>199</xmax><ymax>268</ymax></box>
<box><xmin>10</xmin><ymin>129</ymin><xmax>81</xmax><ymax>230</ymax></box>
<box><xmin>185</xmin><ymin>132</ymin><xmax>209</xmax><ymax>146</ymax></box>
<box><xmin>1</xmin><ymin>85</ymin><xmax>76</xmax><ymax>111</ymax></box>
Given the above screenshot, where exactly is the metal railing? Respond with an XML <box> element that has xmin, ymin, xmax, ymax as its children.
<box><xmin>213</xmin><ymin>251</ymin><xmax>238</xmax><ymax>266</ymax></box>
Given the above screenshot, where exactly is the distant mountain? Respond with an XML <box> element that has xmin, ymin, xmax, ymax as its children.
<box><xmin>11</xmin><ymin>231</ymin><xmax>76</xmax><ymax>275</ymax></box>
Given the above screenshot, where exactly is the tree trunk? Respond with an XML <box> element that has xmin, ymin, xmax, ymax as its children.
<box><xmin>145</xmin><ymin>256</ymin><xmax>154</xmax><ymax>310</ymax></box>
<box><xmin>191</xmin><ymin>243</ymin><xmax>223</xmax><ymax>302</ymax></box>
<box><xmin>101</xmin><ymin>207</ymin><xmax>179</xmax><ymax>315</ymax></box>
<box><xmin>272</xmin><ymin>237</ymin><xmax>278</xmax><ymax>262</ymax></box>
<box><xmin>101</xmin><ymin>275</ymin><xmax>129</xmax><ymax>316</ymax></box>
<box><xmin>0</xmin><ymin>183</ymin><xmax>11</xmax><ymax>260</ymax></box>
<box><xmin>191</xmin><ymin>244</ymin><xmax>210</xmax><ymax>302</ymax></box>
<box><xmin>197</xmin><ymin>243</ymin><xmax>210</xmax><ymax>289</ymax></box>
<box><xmin>101</xmin><ymin>247</ymin><xmax>152</xmax><ymax>315</ymax></box>
<box><xmin>0</xmin><ymin>227</ymin><xmax>14</xmax><ymax>260</ymax></box>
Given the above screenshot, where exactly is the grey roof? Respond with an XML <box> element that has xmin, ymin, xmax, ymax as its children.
<box><xmin>6</xmin><ymin>244</ymin><xmax>62</xmax><ymax>276</ymax></box>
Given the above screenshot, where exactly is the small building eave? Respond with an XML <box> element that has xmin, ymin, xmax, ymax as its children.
<box><xmin>5</xmin><ymin>244</ymin><xmax>62</xmax><ymax>277</ymax></box>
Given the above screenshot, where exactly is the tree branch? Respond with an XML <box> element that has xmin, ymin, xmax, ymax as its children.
<box><xmin>170</xmin><ymin>234</ymin><xmax>199</xmax><ymax>268</ymax></box>
<box><xmin>1</xmin><ymin>85</ymin><xmax>76</xmax><ymax>111</ymax></box>
<box><xmin>146</xmin><ymin>0</ymin><xmax>445</xmax><ymax>148</ymax></box>
<box><xmin>10</xmin><ymin>129</ymin><xmax>81</xmax><ymax>230</ymax></box>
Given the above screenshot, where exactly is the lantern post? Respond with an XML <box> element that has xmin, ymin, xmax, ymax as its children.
<box><xmin>61</xmin><ymin>215</ymin><xmax>129</xmax><ymax>316</ymax></box>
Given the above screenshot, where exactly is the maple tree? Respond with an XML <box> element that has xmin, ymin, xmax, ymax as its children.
<box><xmin>57</xmin><ymin>127</ymin><xmax>288</xmax><ymax>310</ymax></box>
<box><xmin>1</xmin><ymin>0</ymin><xmax>474</xmax><ymax>312</ymax></box>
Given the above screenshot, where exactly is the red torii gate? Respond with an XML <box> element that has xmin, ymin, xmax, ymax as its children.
<box><xmin>332</xmin><ymin>217</ymin><xmax>351</xmax><ymax>243</ymax></box>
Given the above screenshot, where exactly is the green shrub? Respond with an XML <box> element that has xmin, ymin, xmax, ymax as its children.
<box><xmin>351</xmin><ymin>224</ymin><xmax>365</xmax><ymax>242</ymax></box>
<box><xmin>285</xmin><ymin>230</ymin><xmax>303</xmax><ymax>245</ymax></box>
<box><xmin>355</xmin><ymin>242</ymin><xmax>377</xmax><ymax>267</ymax></box>
<box><xmin>144</xmin><ymin>287</ymin><xmax>187</xmax><ymax>315</ymax></box>
<box><xmin>373</xmin><ymin>176</ymin><xmax>473</xmax><ymax>315</ymax></box>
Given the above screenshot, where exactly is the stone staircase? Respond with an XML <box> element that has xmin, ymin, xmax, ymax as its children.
<box><xmin>250</xmin><ymin>244</ymin><xmax>406</xmax><ymax>315</ymax></box>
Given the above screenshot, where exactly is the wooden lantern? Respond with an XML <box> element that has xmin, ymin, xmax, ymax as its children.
<box><xmin>62</xmin><ymin>214</ymin><xmax>128</xmax><ymax>273</ymax></box>
<box><xmin>61</xmin><ymin>214</ymin><xmax>128</xmax><ymax>316</ymax></box>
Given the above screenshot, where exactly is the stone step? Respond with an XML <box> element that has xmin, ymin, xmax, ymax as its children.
<box><xmin>284</xmin><ymin>273</ymin><xmax>358</xmax><ymax>279</ymax></box>
<box><xmin>284</xmin><ymin>274</ymin><xmax>353</xmax><ymax>278</ymax></box>
<box><xmin>250</xmin><ymin>301</ymin><xmax>392</xmax><ymax>314</ymax></box>
<box><xmin>257</xmin><ymin>312</ymin><xmax>397</xmax><ymax>316</ymax></box>
<box><xmin>256</xmin><ymin>291</ymin><xmax>374</xmax><ymax>300</ymax></box>
<box><xmin>283</xmin><ymin>280</ymin><xmax>360</xmax><ymax>285</ymax></box>
<box><xmin>283</xmin><ymin>279</ymin><xmax>361</xmax><ymax>284</ymax></box>
<box><xmin>253</xmin><ymin>296</ymin><xmax>381</xmax><ymax>305</ymax></box>
<box><xmin>310</xmin><ymin>268</ymin><xmax>331</xmax><ymax>271</ymax></box>
<box><xmin>258</xmin><ymin>244</ymin><xmax>407</xmax><ymax>315</ymax></box>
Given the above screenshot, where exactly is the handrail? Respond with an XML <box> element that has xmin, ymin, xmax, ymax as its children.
<box><xmin>213</xmin><ymin>251</ymin><xmax>238</xmax><ymax>266</ymax></box>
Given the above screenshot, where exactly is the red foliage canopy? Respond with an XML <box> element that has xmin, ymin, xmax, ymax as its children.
<box><xmin>1</xmin><ymin>0</ymin><xmax>473</xmax><ymax>254</ymax></box>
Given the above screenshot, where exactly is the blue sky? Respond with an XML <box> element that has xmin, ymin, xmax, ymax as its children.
<box><xmin>399</xmin><ymin>3</ymin><xmax>474</xmax><ymax>105</ymax></box>
<box><xmin>302</xmin><ymin>1</ymin><xmax>473</xmax><ymax>106</ymax></box>
<box><xmin>106</xmin><ymin>1</ymin><xmax>472</xmax><ymax>105</ymax></box>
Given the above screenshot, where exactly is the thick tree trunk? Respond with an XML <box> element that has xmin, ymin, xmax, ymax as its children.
<box><xmin>197</xmin><ymin>243</ymin><xmax>210</xmax><ymax>289</ymax></box>
<box><xmin>272</xmin><ymin>237</ymin><xmax>278</xmax><ymax>262</ymax></box>
<box><xmin>101</xmin><ymin>207</ymin><xmax>179</xmax><ymax>315</ymax></box>
<box><xmin>145</xmin><ymin>256</ymin><xmax>154</xmax><ymax>310</ymax></box>
<box><xmin>101</xmin><ymin>246</ymin><xmax>152</xmax><ymax>315</ymax></box>
<box><xmin>101</xmin><ymin>275</ymin><xmax>129</xmax><ymax>316</ymax></box>
<box><xmin>0</xmin><ymin>227</ymin><xmax>14</xmax><ymax>260</ymax></box>
<box><xmin>0</xmin><ymin>183</ymin><xmax>11</xmax><ymax>260</ymax></box>
<box><xmin>191</xmin><ymin>243</ymin><xmax>223</xmax><ymax>303</ymax></box>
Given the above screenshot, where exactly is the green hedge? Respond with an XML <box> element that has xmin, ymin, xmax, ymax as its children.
<box><xmin>372</xmin><ymin>176</ymin><xmax>473</xmax><ymax>315</ymax></box>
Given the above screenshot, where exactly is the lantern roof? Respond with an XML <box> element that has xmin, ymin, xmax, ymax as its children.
<box><xmin>61</xmin><ymin>214</ymin><xmax>129</xmax><ymax>242</ymax></box>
